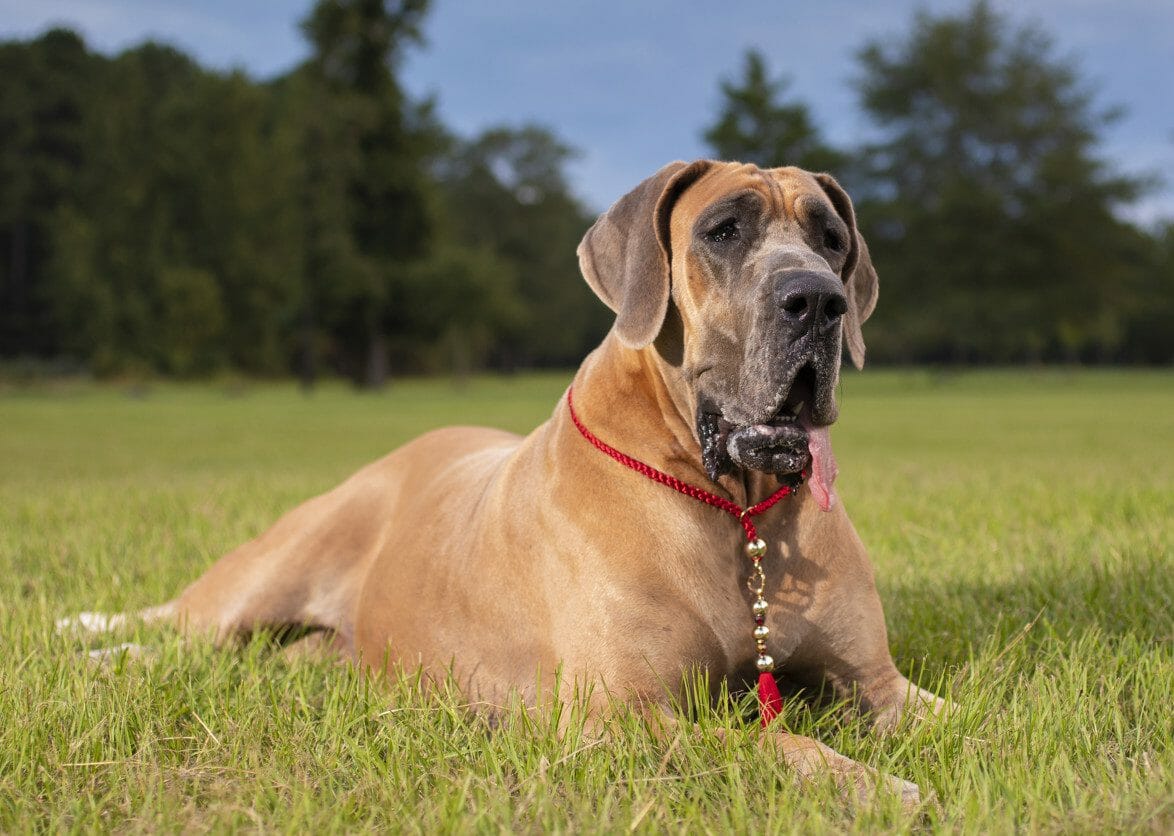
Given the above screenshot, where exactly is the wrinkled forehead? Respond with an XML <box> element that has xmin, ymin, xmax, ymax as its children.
<box><xmin>669</xmin><ymin>163</ymin><xmax>828</xmax><ymax>242</ymax></box>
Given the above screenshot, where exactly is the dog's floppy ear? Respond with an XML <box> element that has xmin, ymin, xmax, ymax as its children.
<box><xmin>578</xmin><ymin>160</ymin><xmax>712</xmax><ymax>348</ymax></box>
<box><xmin>814</xmin><ymin>173</ymin><xmax>879</xmax><ymax>370</ymax></box>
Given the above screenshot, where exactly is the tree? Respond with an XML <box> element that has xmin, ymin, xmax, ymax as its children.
<box><xmin>437</xmin><ymin>125</ymin><xmax>604</xmax><ymax>368</ymax></box>
<box><xmin>0</xmin><ymin>29</ymin><xmax>94</xmax><ymax>360</ymax></box>
<box><xmin>1119</xmin><ymin>222</ymin><xmax>1174</xmax><ymax>363</ymax></box>
<box><xmin>704</xmin><ymin>49</ymin><xmax>844</xmax><ymax>172</ymax></box>
<box><xmin>46</xmin><ymin>42</ymin><xmax>212</xmax><ymax>375</ymax></box>
<box><xmin>299</xmin><ymin>0</ymin><xmax>437</xmax><ymax>387</ymax></box>
<box><xmin>854</xmin><ymin>0</ymin><xmax>1148</xmax><ymax>362</ymax></box>
<box><xmin>45</xmin><ymin>43</ymin><xmax>304</xmax><ymax>376</ymax></box>
<box><xmin>0</xmin><ymin>19</ymin><xmax>602</xmax><ymax>379</ymax></box>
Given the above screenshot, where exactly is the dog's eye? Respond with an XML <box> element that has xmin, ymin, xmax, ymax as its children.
<box><xmin>824</xmin><ymin>229</ymin><xmax>844</xmax><ymax>253</ymax></box>
<box><xmin>707</xmin><ymin>219</ymin><xmax>740</xmax><ymax>244</ymax></box>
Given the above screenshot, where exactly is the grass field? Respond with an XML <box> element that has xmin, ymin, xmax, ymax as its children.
<box><xmin>1</xmin><ymin>370</ymin><xmax>1170</xmax><ymax>832</ymax></box>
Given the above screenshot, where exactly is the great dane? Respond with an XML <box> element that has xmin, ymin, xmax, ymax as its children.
<box><xmin>63</xmin><ymin>161</ymin><xmax>944</xmax><ymax>807</ymax></box>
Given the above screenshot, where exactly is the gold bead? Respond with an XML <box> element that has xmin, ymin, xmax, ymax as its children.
<box><xmin>753</xmin><ymin>625</ymin><xmax>770</xmax><ymax>641</ymax></box>
<box><xmin>752</xmin><ymin>598</ymin><xmax>769</xmax><ymax>616</ymax></box>
<box><xmin>756</xmin><ymin>654</ymin><xmax>775</xmax><ymax>672</ymax></box>
<box><xmin>745</xmin><ymin>538</ymin><xmax>767</xmax><ymax>559</ymax></box>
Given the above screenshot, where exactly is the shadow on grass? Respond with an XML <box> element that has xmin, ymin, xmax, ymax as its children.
<box><xmin>885</xmin><ymin>549</ymin><xmax>1170</xmax><ymax>679</ymax></box>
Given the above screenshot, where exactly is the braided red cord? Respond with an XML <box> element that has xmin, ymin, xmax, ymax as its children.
<box><xmin>566</xmin><ymin>387</ymin><xmax>796</xmax><ymax>542</ymax></box>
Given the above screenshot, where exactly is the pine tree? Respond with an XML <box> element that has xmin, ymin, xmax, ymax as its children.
<box><xmin>703</xmin><ymin>49</ymin><xmax>844</xmax><ymax>172</ymax></box>
<box><xmin>300</xmin><ymin>0</ymin><xmax>436</xmax><ymax>387</ymax></box>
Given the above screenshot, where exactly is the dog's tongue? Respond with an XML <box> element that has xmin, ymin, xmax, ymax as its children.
<box><xmin>805</xmin><ymin>422</ymin><xmax>838</xmax><ymax>512</ymax></box>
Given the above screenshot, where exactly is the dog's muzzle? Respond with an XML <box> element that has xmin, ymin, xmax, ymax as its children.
<box><xmin>696</xmin><ymin>269</ymin><xmax>847</xmax><ymax>510</ymax></box>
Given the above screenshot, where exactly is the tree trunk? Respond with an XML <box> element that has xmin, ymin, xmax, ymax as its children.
<box><xmin>449</xmin><ymin>327</ymin><xmax>470</xmax><ymax>390</ymax></box>
<box><xmin>364</xmin><ymin>330</ymin><xmax>388</xmax><ymax>389</ymax></box>
<box><xmin>298</xmin><ymin>305</ymin><xmax>317</xmax><ymax>393</ymax></box>
<box><xmin>6</xmin><ymin>221</ymin><xmax>29</xmax><ymax>353</ymax></box>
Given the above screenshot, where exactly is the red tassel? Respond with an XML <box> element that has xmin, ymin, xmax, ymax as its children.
<box><xmin>757</xmin><ymin>671</ymin><xmax>784</xmax><ymax>727</ymax></box>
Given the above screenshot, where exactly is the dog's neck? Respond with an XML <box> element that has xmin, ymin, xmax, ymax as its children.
<box><xmin>567</xmin><ymin>332</ymin><xmax>773</xmax><ymax>508</ymax></box>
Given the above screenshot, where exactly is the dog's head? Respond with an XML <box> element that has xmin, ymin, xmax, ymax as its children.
<box><xmin>578</xmin><ymin>161</ymin><xmax>878</xmax><ymax>508</ymax></box>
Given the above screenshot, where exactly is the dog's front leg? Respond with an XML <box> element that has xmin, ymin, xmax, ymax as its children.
<box><xmin>857</xmin><ymin>671</ymin><xmax>948</xmax><ymax>732</ymax></box>
<box><xmin>637</xmin><ymin>707</ymin><xmax>924</xmax><ymax>811</ymax></box>
<box><xmin>787</xmin><ymin>564</ymin><xmax>948</xmax><ymax>732</ymax></box>
<box><xmin>779</xmin><ymin>502</ymin><xmax>951</xmax><ymax>732</ymax></box>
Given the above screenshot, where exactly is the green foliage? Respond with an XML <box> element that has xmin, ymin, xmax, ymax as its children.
<box><xmin>398</xmin><ymin>241</ymin><xmax>524</xmax><ymax>377</ymax></box>
<box><xmin>38</xmin><ymin>44</ymin><xmax>305</xmax><ymax>376</ymax></box>
<box><xmin>703</xmin><ymin>49</ymin><xmax>845</xmax><ymax>172</ymax></box>
<box><xmin>0</xmin><ymin>29</ymin><xmax>94</xmax><ymax>357</ymax></box>
<box><xmin>0</xmin><ymin>372</ymin><xmax>1170</xmax><ymax>829</ymax></box>
<box><xmin>437</xmin><ymin>125</ymin><xmax>607</xmax><ymax>367</ymax></box>
<box><xmin>854</xmin><ymin>0</ymin><xmax>1158</xmax><ymax>363</ymax></box>
<box><xmin>1118</xmin><ymin>221</ymin><xmax>1174</xmax><ymax>363</ymax></box>
<box><xmin>298</xmin><ymin>0</ymin><xmax>436</xmax><ymax>387</ymax></box>
<box><xmin>155</xmin><ymin>266</ymin><xmax>225</xmax><ymax>375</ymax></box>
<box><xmin>302</xmin><ymin>0</ymin><xmax>429</xmax><ymax>85</ymax></box>
<box><xmin>1</xmin><ymin>1</ymin><xmax>1171</xmax><ymax>375</ymax></box>
<box><xmin>0</xmin><ymin>3</ymin><xmax>608</xmax><ymax>382</ymax></box>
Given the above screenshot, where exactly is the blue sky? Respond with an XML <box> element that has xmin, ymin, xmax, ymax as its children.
<box><xmin>2</xmin><ymin>0</ymin><xmax>1171</xmax><ymax>221</ymax></box>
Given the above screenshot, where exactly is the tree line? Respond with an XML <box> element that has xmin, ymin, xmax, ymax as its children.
<box><xmin>1</xmin><ymin>0</ymin><xmax>1170</xmax><ymax>383</ymax></box>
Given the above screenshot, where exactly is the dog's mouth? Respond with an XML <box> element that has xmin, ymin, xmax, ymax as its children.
<box><xmin>697</xmin><ymin>364</ymin><xmax>840</xmax><ymax>511</ymax></box>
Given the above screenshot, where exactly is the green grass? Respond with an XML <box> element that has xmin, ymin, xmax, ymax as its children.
<box><xmin>1</xmin><ymin>370</ymin><xmax>1171</xmax><ymax>832</ymax></box>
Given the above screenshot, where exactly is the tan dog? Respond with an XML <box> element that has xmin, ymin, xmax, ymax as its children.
<box><xmin>64</xmin><ymin>161</ymin><xmax>943</xmax><ymax>806</ymax></box>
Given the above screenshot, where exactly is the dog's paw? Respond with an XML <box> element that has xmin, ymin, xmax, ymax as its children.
<box><xmin>878</xmin><ymin>770</ymin><xmax>929</xmax><ymax>814</ymax></box>
<box><xmin>868</xmin><ymin>681</ymin><xmax>949</xmax><ymax>734</ymax></box>
<box><xmin>764</xmin><ymin>732</ymin><xmax>927</xmax><ymax>813</ymax></box>
<box><xmin>55</xmin><ymin>611</ymin><xmax>126</xmax><ymax>635</ymax></box>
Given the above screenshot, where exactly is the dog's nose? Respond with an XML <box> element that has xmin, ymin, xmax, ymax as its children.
<box><xmin>775</xmin><ymin>270</ymin><xmax>848</xmax><ymax>337</ymax></box>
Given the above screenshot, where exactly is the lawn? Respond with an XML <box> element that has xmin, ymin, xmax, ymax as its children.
<box><xmin>1</xmin><ymin>370</ymin><xmax>1170</xmax><ymax>832</ymax></box>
